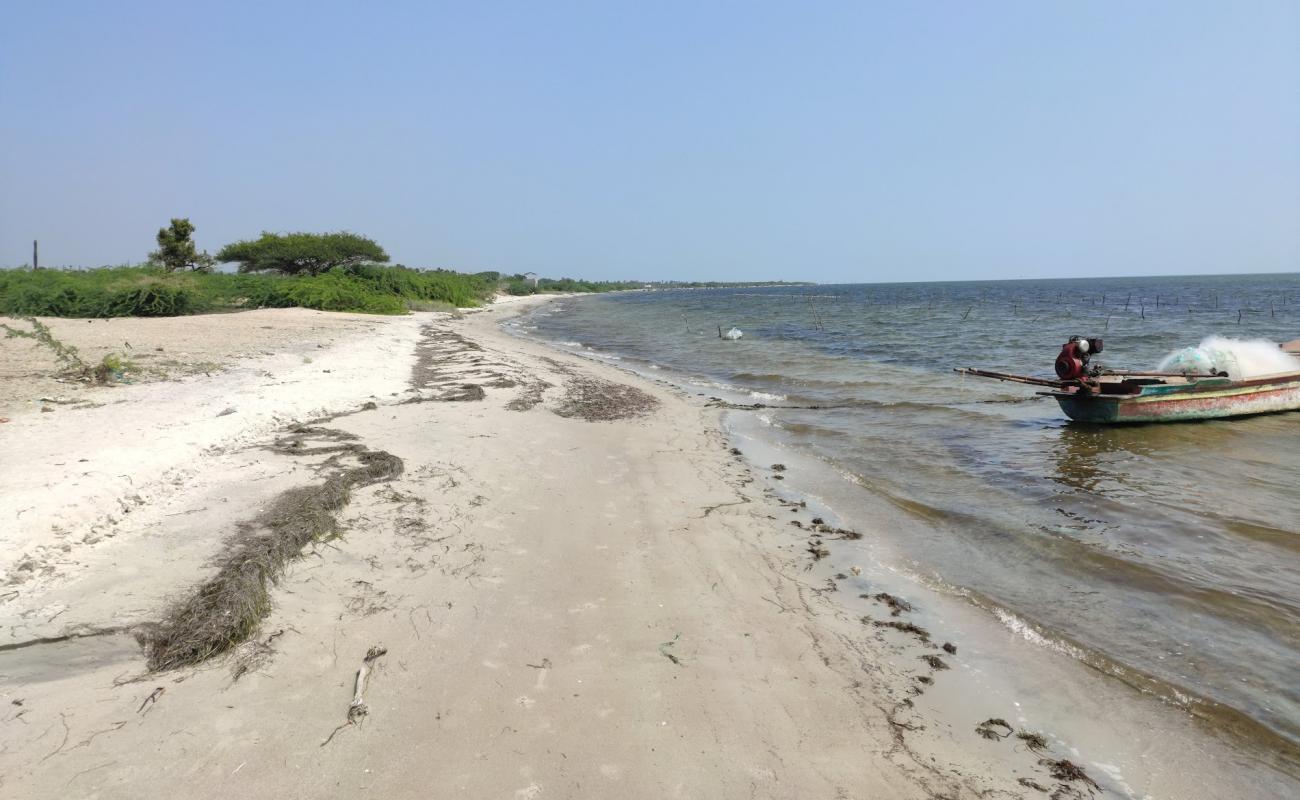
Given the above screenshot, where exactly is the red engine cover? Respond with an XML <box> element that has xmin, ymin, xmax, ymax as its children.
<box><xmin>1055</xmin><ymin>342</ymin><xmax>1087</xmax><ymax>380</ymax></box>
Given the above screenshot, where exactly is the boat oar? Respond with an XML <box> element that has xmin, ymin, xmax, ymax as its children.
<box><xmin>954</xmin><ymin>368</ymin><xmax>1066</xmax><ymax>389</ymax></box>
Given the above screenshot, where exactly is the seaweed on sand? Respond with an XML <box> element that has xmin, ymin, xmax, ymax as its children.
<box><xmin>138</xmin><ymin>429</ymin><xmax>402</xmax><ymax>671</ymax></box>
<box><xmin>824</xmin><ymin>527</ymin><xmax>862</xmax><ymax>540</ymax></box>
<box><xmin>659</xmin><ymin>634</ymin><xmax>683</xmax><ymax>666</ymax></box>
<box><xmin>975</xmin><ymin>717</ymin><xmax>1014</xmax><ymax>740</ymax></box>
<box><xmin>870</xmin><ymin>592</ymin><xmax>912</xmax><ymax>616</ymax></box>
<box><xmin>505</xmin><ymin>379</ymin><xmax>553</xmax><ymax>411</ymax></box>
<box><xmin>866</xmin><ymin>618</ymin><xmax>932</xmax><ymax>643</ymax></box>
<box><xmin>1039</xmin><ymin>758</ymin><xmax>1100</xmax><ymax>790</ymax></box>
<box><xmin>553</xmin><ymin>373</ymin><xmax>658</xmax><ymax>422</ymax></box>
<box><xmin>919</xmin><ymin>654</ymin><xmax>948</xmax><ymax>670</ymax></box>
<box><xmin>438</xmin><ymin>384</ymin><xmax>486</xmax><ymax>402</ymax></box>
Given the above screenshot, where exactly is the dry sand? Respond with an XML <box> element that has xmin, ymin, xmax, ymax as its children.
<box><xmin>0</xmin><ymin>301</ymin><xmax>1099</xmax><ymax>798</ymax></box>
<box><xmin>0</xmin><ymin>308</ymin><xmax>400</xmax><ymax>417</ymax></box>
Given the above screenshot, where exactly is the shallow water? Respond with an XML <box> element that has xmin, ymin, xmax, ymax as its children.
<box><xmin>519</xmin><ymin>274</ymin><xmax>1300</xmax><ymax>764</ymax></box>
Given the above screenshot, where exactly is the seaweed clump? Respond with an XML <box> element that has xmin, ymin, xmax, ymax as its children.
<box><xmin>975</xmin><ymin>718</ymin><xmax>1014</xmax><ymax>740</ymax></box>
<box><xmin>869</xmin><ymin>592</ymin><xmax>913</xmax><ymax>616</ymax></box>
<box><xmin>1039</xmin><ymin>758</ymin><xmax>1100</xmax><ymax>790</ymax></box>
<box><xmin>554</xmin><ymin>373</ymin><xmax>659</xmax><ymax>422</ymax></box>
<box><xmin>139</xmin><ymin>428</ymin><xmax>403</xmax><ymax>671</ymax></box>
<box><xmin>867</xmin><ymin>618</ymin><xmax>932</xmax><ymax>643</ymax></box>
<box><xmin>919</xmin><ymin>654</ymin><xmax>948</xmax><ymax>670</ymax></box>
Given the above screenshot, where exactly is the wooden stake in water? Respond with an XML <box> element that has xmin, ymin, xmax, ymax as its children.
<box><xmin>32</xmin><ymin>240</ymin><xmax>38</xmax><ymax>270</ymax></box>
<box><xmin>807</xmin><ymin>296</ymin><xmax>824</xmax><ymax>331</ymax></box>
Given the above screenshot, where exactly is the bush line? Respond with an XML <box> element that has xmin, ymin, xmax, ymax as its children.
<box><xmin>0</xmin><ymin>264</ymin><xmax>495</xmax><ymax>318</ymax></box>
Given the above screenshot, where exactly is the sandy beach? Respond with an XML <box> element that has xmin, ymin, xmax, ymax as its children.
<box><xmin>0</xmin><ymin>299</ymin><xmax>1185</xmax><ymax>798</ymax></box>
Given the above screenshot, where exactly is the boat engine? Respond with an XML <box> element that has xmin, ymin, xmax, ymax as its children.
<box><xmin>1055</xmin><ymin>336</ymin><xmax>1104</xmax><ymax>381</ymax></box>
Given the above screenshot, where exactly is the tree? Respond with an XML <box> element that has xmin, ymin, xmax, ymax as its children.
<box><xmin>216</xmin><ymin>231</ymin><xmax>389</xmax><ymax>276</ymax></box>
<box><xmin>150</xmin><ymin>218</ymin><xmax>215</xmax><ymax>273</ymax></box>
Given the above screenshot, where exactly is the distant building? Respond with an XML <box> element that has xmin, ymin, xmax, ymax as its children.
<box><xmin>524</xmin><ymin>272</ymin><xmax>539</xmax><ymax>287</ymax></box>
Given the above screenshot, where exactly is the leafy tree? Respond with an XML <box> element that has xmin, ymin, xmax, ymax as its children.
<box><xmin>216</xmin><ymin>231</ymin><xmax>389</xmax><ymax>276</ymax></box>
<box><xmin>150</xmin><ymin>218</ymin><xmax>215</xmax><ymax>273</ymax></box>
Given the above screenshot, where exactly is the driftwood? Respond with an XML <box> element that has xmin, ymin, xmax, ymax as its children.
<box><xmin>321</xmin><ymin>645</ymin><xmax>388</xmax><ymax>746</ymax></box>
<box><xmin>348</xmin><ymin>645</ymin><xmax>387</xmax><ymax>722</ymax></box>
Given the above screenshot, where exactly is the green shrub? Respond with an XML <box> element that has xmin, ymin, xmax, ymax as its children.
<box><xmin>0</xmin><ymin>267</ymin><xmax>206</xmax><ymax>317</ymax></box>
<box><xmin>281</xmin><ymin>269</ymin><xmax>407</xmax><ymax>315</ymax></box>
<box><xmin>0</xmin><ymin>263</ymin><xmax>493</xmax><ymax>318</ymax></box>
<box><xmin>345</xmin><ymin>263</ymin><xmax>494</xmax><ymax>307</ymax></box>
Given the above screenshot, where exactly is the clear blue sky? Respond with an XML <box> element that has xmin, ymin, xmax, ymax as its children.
<box><xmin>2</xmin><ymin>1</ymin><xmax>1297</xmax><ymax>281</ymax></box>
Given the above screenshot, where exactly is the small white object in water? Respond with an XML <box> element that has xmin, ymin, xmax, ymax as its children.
<box><xmin>723</xmin><ymin>327</ymin><xmax>743</xmax><ymax>340</ymax></box>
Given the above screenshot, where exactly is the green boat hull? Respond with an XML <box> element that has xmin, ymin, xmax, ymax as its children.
<box><xmin>1053</xmin><ymin>373</ymin><xmax>1300</xmax><ymax>423</ymax></box>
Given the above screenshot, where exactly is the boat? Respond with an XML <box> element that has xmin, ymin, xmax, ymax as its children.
<box><xmin>958</xmin><ymin>336</ymin><xmax>1300</xmax><ymax>423</ymax></box>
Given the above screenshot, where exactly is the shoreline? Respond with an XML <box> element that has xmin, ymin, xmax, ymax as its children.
<box><xmin>506</xmin><ymin>294</ymin><xmax>1300</xmax><ymax>797</ymax></box>
<box><xmin>0</xmin><ymin>299</ymin><xmax>1290</xmax><ymax>798</ymax></box>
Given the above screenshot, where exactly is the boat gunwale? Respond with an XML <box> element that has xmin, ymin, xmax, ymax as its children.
<box><xmin>1042</xmin><ymin>369</ymin><xmax>1300</xmax><ymax>404</ymax></box>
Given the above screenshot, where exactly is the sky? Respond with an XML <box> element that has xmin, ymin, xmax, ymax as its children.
<box><xmin>1</xmin><ymin>1</ymin><xmax>1297</xmax><ymax>282</ymax></box>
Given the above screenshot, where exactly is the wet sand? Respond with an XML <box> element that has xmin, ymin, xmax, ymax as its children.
<box><xmin>0</xmin><ymin>299</ymin><xmax>1176</xmax><ymax>798</ymax></box>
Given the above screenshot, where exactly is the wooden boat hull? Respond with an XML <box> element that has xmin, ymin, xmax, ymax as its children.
<box><xmin>1052</xmin><ymin>373</ymin><xmax>1300</xmax><ymax>423</ymax></box>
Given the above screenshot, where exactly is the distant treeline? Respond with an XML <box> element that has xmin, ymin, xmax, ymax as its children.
<box><xmin>3</xmin><ymin>223</ymin><xmax>812</xmax><ymax>317</ymax></box>
<box><xmin>493</xmin><ymin>273</ymin><xmax>813</xmax><ymax>296</ymax></box>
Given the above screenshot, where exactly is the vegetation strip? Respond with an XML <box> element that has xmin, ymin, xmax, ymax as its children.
<box><xmin>138</xmin><ymin>426</ymin><xmax>402</xmax><ymax>671</ymax></box>
<box><xmin>9</xmin><ymin>221</ymin><xmax>814</xmax><ymax>318</ymax></box>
